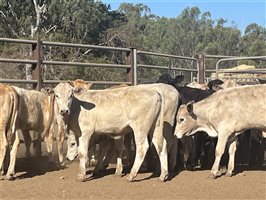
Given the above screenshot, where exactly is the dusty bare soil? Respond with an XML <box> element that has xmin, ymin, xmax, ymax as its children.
<box><xmin>1</xmin><ymin>153</ymin><xmax>265</xmax><ymax>200</ymax></box>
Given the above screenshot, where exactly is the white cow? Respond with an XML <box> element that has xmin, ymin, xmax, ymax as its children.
<box><xmin>174</xmin><ymin>85</ymin><xmax>266</xmax><ymax>178</ymax></box>
<box><xmin>0</xmin><ymin>84</ymin><xmax>19</xmax><ymax>180</ymax></box>
<box><xmin>53</xmin><ymin>82</ymin><xmax>169</xmax><ymax>182</ymax></box>
<box><xmin>66</xmin><ymin>83</ymin><xmax>180</xmax><ymax>174</ymax></box>
<box><xmin>12</xmin><ymin>87</ymin><xmax>58</xmax><ymax>164</ymax></box>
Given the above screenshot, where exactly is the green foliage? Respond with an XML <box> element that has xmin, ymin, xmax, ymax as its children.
<box><xmin>0</xmin><ymin>1</ymin><xmax>265</xmax><ymax>83</ymax></box>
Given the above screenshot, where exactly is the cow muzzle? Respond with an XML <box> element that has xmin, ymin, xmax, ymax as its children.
<box><xmin>60</xmin><ymin>109</ymin><xmax>69</xmax><ymax>115</ymax></box>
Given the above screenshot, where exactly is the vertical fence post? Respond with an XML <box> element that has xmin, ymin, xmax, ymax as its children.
<box><xmin>31</xmin><ymin>38</ymin><xmax>43</xmax><ymax>157</ymax></box>
<box><xmin>198</xmin><ymin>53</ymin><xmax>205</xmax><ymax>83</ymax></box>
<box><xmin>126</xmin><ymin>48</ymin><xmax>137</xmax><ymax>85</ymax></box>
<box><xmin>32</xmin><ymin>38</ymin><xmax>43</xmax><ymax>91</ymax></box>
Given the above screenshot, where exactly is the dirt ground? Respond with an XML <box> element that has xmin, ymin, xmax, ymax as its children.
<box><xmin>1</xmin><ymin>149</ymin><xmax>265</xmax><ymax>200</ymax></box>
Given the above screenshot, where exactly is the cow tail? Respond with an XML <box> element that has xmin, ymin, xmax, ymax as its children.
<box><xmin>42</xmin><ymin>94</ymin><xmax>55</xmax><ymax>138</ymax></box>
<box><xmin>10</xmin><ymin>90</ymin><xmax>19</xmax><ymax>135</ymax></box>
<box><xmin>156</xmin><ymin>91</ymin><xmax>165</xmax><ymax>136</ymax></box>
<box><xmin>7</xmin><ymin>89</ymin><xmax>19</xmax><ymax>145</ymax></box>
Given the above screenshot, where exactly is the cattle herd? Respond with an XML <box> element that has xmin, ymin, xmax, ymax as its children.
<box><xmin>0</xmin><ymin>75</ymin><xmax>265</xmax><ymax>182</ymax></box>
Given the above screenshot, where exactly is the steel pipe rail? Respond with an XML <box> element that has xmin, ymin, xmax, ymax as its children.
<box><xmin>137</xmin><ymin>50</ymin><xmax>198</xmax><ymax>62</ymax></box>
<box><xmin>43</xmin><ymin>80</ymin><xmax>131</xmax><ymax>85</ymax></box>
<box><xmin>205</xmin><ymin>55</ymin><xmax>238</xmax><ymax>59</ymax></box>
<box><xmin>138</xmin><ymin>64</ymin><xmax>198</xmax><ymax>72</ymax></box>
<box><xmin>0</xmin><ymin>38</ymin><xmax>36</xmax><ymax>44</ymax></box>
<box><xmin>0</xmin><ymin>58</ymin><xmax>37</xmax><ymax>64</ymax></box>
<box><xmin>0</xmin><ymin>79</ymin><xmax>37</xmax><ymax>84</ymax></box>
<box><xmin>42</xmin><ymin>41</ymin><xmax>131</xmax><ymax>52</ymax></box>
<box><xmin>42</xmin><ymin>60</ymin><xmax>131</xmax><ymax>69</ymax></box>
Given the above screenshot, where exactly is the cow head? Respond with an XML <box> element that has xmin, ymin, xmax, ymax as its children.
<box><xmin>66</xmin><ymin>132</ymin><xmax>78</xmax><ymax>161</ymax></box>
<box><xmin>53</xmin><ymin>82</ymin><xmax>75</xmax><ymax>117</ymax></box>
<box><xmin>174</xmin><ymin>101</ymin><xmax>198</xmax><ymax>138</ymax></box>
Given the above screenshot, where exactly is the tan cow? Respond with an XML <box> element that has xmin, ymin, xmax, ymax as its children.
<box><xmin>0</xmin><ymin>84</ymin><xmax>19</xmax><ymax>180</ymax></box>
<box><xmin>53</xmin><ymin>82</ymin><xmax>177</xmax><ymax>182</ymax></box>
<box><xmin>174</xmin><ymin>85</ymin><xmax>266</xmax><ymax>178</ymax></box>
<box><xmin>12</xmin><ymin>87</ymin><xmax>57</xmax><ymax>165</ymax></box>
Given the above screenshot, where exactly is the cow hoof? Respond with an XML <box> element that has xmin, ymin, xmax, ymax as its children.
<box><xmin>159</xmin><ymin>173</ymin><xmax>169</xmax><ymax>182</ymax></box>
<box><xmin>1</xmin><ymin>170</ymin><xmax>4</xmax><ymax>175</ymax></box>
<box><xmin>225</xmin><ymin>172</ymin><xmax>232</xmax><ymax>177</ymax></box>
<box><xmin>89</xmin><ymin>159</ymin><xmax>96</xmax><ymax>167</ymax></box>
<box><xmin>77</xmin><ymin>173</ymin><xmax>86</xmax><ymax>182</ymax></box>
<box><xmin>6</xmin><ymin>174</ymin><xmax>16</xmax><ymax>181</ymax></box>
<box><xmin>114</xmin><ymin>172</ymin><xmax>123</xmax><ymax>177</ymax></box>
<box><xmin>220</xmin><ymin>166</ymin><xmax>227</xmax><ymax>175</ymax></box>
<box><xmin>209</xmin><ymin>174</ymin><xmax>217</xmax><ymax>179</ymax></box>
<box><xmin>126</xmin><ymin>175</ymin><xmax>135</xmax><ymax>182</ymax></box>
<box><xmin>59</xmin><ymin>161</ymin><xmax>66</xmax><ymax>167</ymax></box>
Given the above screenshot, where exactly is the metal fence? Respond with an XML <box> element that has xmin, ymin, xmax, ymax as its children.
<box><xmin>0</xmin><ymin>37</ymin><xmax>201</xmax><ymax>89</ymax></box>
<box><xmin>202</xmin><ymin>54</ymin><xmax>266</xmax><ymax>83</ymax></box>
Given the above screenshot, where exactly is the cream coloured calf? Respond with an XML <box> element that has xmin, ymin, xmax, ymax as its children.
<box><xmin>53</xmin><ymin>82</ymin><xmax>175</xmax><ymax>182</ymax></box>
<box><xmin>175</xmin><ymin>85</ymin><xmax>266</xmax><ymax>178</ymax></box>
<box><xmin>0</xmin><ymin>84</ymin><xmax>19</xmax><ymax>180</ymax></box>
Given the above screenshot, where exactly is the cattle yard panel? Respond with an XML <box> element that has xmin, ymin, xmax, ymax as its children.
<box><xmin>137</xmin><ymin>50</ymin><xmax>199</xmax><ymax>83</ymax></box>
<box><xmin>0</xmin><ymin>37</ymin><xmax>133</xmax><ymax>88</ymax></box>
<box><xmin>203</xmin><ymin>54</ymin><xmax>266</xmax><ymax>83</ymax></box>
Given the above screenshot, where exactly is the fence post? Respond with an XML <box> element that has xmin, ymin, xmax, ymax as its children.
<box><xmin>126</xmin><ymin>48</ymin><xmax>137</xmax><ymax>86</ymax></box>
<box><xmin>198</xmin><ymin>53</ymin><xmax>205</xmax><ymax>83</ymax></box>
<box><xmin>32</xmin><ymin>38</ymin><xmax>43</xmax><ymax>91</ymax></box>
<box><xmin>31</xmin><ymin>38</ymin><xmax>43</xmax><ymax>157</ymax></box>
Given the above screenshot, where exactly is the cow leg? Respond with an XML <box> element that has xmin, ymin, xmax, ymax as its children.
<box><xmin>124</xmin><ymin>133</ymin><xmax>134</xmax><ymax>167</ymax></box>
<box><xmin>89</xmin><ymin>145</ymin><xmax>97</xmax><ymax>167</ymax></box>
<box><xmin>6</xmin><ymin>131</ymin><xmax>20</xmax><ymax>180</ymax></box>
<box><xmin>226</xmin><ymin>137</ymin><xmax>237</xmax><ymax>177</ymax></box>
<box><xmin>127</xmin><ymin>134</ymin><xmax>149</xmax><ymax>182</ymax></box>
<box><xmin>210</xmin><ymin>134</ymin><xmax>229</xmax><ymax>179</ymax></box>
<box><xmin>56</xmin><ymin>116</ymin><xmax>65</xmax><ymax>166</ymax></box>
<box><xmin>113</xmin><ymin>138</ymin><xmax>124</xmax><ymax>176</ymax></box>
<box><xmin>45</xmin><ymin>123</ymin><xmax>54</xmax><ymax>164</ymax></box>
<box><xmin>77</xmin><ymin>132</ymin><xmax>91</xmax><ymax>181</ymax></box>
<box><xmin>93</xmin><ymin>140</ymin><xmax>112</xmax><ymax>175</ymax></box>
<box><xmin>21</xmin><ymin>130</ymin><xmax>32</xmax><ymax>160</ymax></box>
<box><xmin>0</xmin><ymin>126</ymin><xmax>8</xmax><ymax>176</ymax></box>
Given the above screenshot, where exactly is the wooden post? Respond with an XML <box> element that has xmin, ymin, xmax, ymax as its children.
<box><xmin>32</xmin><ymin>38</ymin><xmax>43</xmax><ymax>90</ymax></box>
<box><xmin>126</xmin><ymin>48</ymin><xmax>137</xmax><ymax>86</ymax></box>
<box><xmin>31</xmin><ymin>38</ymin><xmax>42</xmax><ymax>157</ymax></box>
<box><xmin>198</xmin><ymin>53</ymin><xmax>205</xmax><ymax>83</ymax></box>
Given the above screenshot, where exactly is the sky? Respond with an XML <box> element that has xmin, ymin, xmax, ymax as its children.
<box><xmin>101</xmin><ymin>0</ymin><xmax>266</xmax><ymax>34</ymax></box>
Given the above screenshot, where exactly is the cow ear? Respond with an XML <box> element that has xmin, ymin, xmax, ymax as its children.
<box><xmin>74</xmin><ymin>87</ymin><xmax>83</xmax><ymax>95</ymax></box>
<box><xmin>173</xmin><ymin>75</ymin><xmax>185</xmax><ymax>85</ymax></box>
<box><xmin>187</xmin><ymin>101</ymin><xmax>194</xmax><ymax>115</ymax></box>
<box><xmin>207</xmin><ymin>79</ymin><xmax>223</xmax><ymax>90</ymax></box>
<box><xmin>68</xmin><ymin>80</ymin><xmax>74</xmax><ymax>87</ymax></box>
<box><xmin>87</xmin><ymin>83</ymin><xmax>93</xmax><ymax>89</ymax></box>
<box><xmin>42</xmin><ymin>88</ymin><xmax>54</xmax><ymax>94</ymax></box>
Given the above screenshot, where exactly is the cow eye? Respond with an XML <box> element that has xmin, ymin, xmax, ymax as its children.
<box><xmin>180</xmin><ymin>118</ymin><xmax>185</xmax><ymax>122</ymax></box>
<box><xmin>70</xmin><ymin>142</ymin><xmax>76</xmax><ymax>147</ymax></box>
<box><xmin>55</xmin><ymin>94</ymin><xmax>59</xmax><ymax>98</ymax></box>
